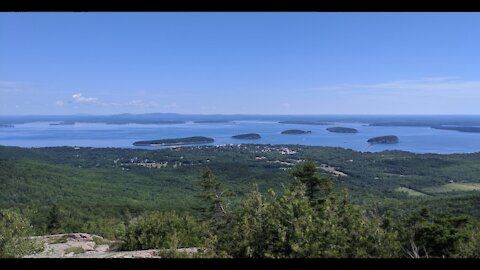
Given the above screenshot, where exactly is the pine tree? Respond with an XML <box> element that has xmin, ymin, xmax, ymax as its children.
<box><xmin>291</xmin><ymin>160</ymin><xmax>333</xmax><ymax>207</ymax></box>
<box><xmin>46</xmin><ymin>205</ymin><xmax>61</xmax><ymax>233</ymax></box>
<box><xmin>197</xmin><ymin>169</ymin><xmax>230</xmax><ymax>221</ymax></box>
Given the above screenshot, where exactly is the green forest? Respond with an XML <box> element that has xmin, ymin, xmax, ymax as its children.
<box><xmin>2</xmin><ymin>144</ymin><xmax>480</xmax><ymax>258</ymax></box>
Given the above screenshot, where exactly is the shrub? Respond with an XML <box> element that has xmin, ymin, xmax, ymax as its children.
<box><xmin>0</xmin><ymin>209</ymin><xmax>43</xmax><ymax>258</ymax></box>
<box><xmin>122</xmin><ymin>211</ymin><xmax>206</xmax><ymax>251</ymax></box>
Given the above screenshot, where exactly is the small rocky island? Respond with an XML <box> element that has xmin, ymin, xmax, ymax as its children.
<box><xmin>327</xmin><ymin>127</ymin><xmax>358</xmax><ymax>133</ymax></box>
<box><xmin>232</xmin><ymin>133</ymin><xmax>261</xmax><ymax>139</ymax></box>
<box><xmin>133</xmin><ymin>136</ymin><xmax>214</xmax><ymax>146</ymax></box>
<box><xmin>367</xmin><ymin>135</ymin><xmax>399</xmax><ymax>144</ymax></box>
<box><xmin>281</xmin><ymin>129</ymin><xmax>312</xmax><ymax>135</ymax></box>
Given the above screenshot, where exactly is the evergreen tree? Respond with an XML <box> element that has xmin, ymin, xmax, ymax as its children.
<box><xmin>197</xmin><ymin>169</ymin><xmax>230</xmax><ymax>222</ymax></box>
<box><xmin>401</xmin><ymin>208</ymin><xmax>469</xmax><ymax>258</ymax></box>
<box><xmin>46</xmin><ymin>205</ymin><xmax>61</xmax><ymax>233</ymax></box>
<box><xmin>453</xmin><ymin>222</ymin><xmax>480</xmax><ymax>258</ymax></box>
<box><xmin>215</xmin><ymin>166</ymin><xmax>403</xmax><ymax>258</ymax></box>
<box><xmin>291</xmin><ymin>160</ymin><xmax>333</xmax><ymax>207</ymax></box>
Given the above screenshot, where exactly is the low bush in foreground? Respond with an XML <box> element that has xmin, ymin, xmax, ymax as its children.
<box><xmin>0</xmin><ymin>209</ymin><xmax>43</xmax><ymax>258</ymax></box>
<box><xmin>121</xmin><ymin>211</ymin><xmax>206</xmax><ymax>251</ymax></box>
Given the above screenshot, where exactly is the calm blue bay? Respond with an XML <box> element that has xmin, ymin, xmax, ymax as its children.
<box><xmin>1</xmin><ymin>121</ymin><xmax>480</xmax><ymax>154</ymax></box>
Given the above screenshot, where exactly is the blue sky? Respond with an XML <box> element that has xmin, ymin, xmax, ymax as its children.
<box><xmin>1</xmin><ymin>12</ymin><xmax>480</xmax><ymax>115</ymax></box>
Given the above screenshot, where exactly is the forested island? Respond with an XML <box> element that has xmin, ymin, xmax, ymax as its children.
<box><xmin>279</xmin><ymin>121</ymin><xmax>330</xmax><ymax>125</ymax></box>
<box><xmin>133</xmin><ymin>136</ymin><xmax>214</xmax><ymax>146</ymax></box>
<box><xmin>327</xmin><ymin>127</ymin><xmax>358</xmax><ymax>133</ymax></box>
<box><xmin>231</xmin><ymin>133</ymin><xmax>261</xmax><ymax>139</ymax></box>
<box><xmin>281</xmin><ymin>129</ymin><xmax>312</xmax><ymax>134</ymax></box>
<box><xmin>367</xmin><ymin>135</ymin><xmax>399</xmax><ymax>144</ymax></box>
<box><xmin>0</xmin><ymin>124</ymin><xmax>14</xmax><ymax>128</ymax></box>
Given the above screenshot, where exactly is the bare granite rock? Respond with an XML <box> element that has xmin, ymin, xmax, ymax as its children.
<box><xmin>24</xmin><ymin>233</ymin><xmax>197</xmax><ymax>258</ymax></box>
<box><xmin>25</xmin><ymin>233</ymin><xmax>121</xmax><ymax>258</ymax></box>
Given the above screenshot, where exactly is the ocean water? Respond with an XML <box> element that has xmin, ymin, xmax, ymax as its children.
<box><xmin>1</xmin><ymin>121</ymin><xmax>480</xmax><ymax>154</ymax></box>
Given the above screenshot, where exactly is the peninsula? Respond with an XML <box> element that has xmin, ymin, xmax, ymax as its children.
<box><xmin>430</xmin><ymin>126</ymin><xmax>480</xmax><ymax>133</ymax></box>
<box><xmin>133</xmin><ymin>136</ymin><xmax>214</xmax><ymax>146</ymax></box>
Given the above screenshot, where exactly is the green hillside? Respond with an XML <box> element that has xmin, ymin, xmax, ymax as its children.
<box><xmin>2</xmin><ymin>144</ymin><xmax>480</xmax><ymax>247</ymax></box>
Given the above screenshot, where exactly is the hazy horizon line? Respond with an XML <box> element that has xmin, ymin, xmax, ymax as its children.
<box><xmin>2</xmin><ymin>113</ymin><xmax>480</xmax><ymax>117</ymax></box>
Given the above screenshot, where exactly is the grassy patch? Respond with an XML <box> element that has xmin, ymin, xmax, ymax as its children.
<box><xmin>64</xmin><ymin>246</ymin><xmax>84</xmax><ymax>255</ymax></box>
<box><xmin>48</xmin><ymin>235</ymin><xmax>69</xmax><ymax>244</ymax></box>
<box><xmin>423</xmin><ymin>183</ymin><xmax>480</xmax><ymax>193</ymax></box>
<box><xmin>92</xmin><ymin>236</ymin><xmax>110</xmax><ymax>246</ymax></box>
<box><xmin>396</xmin><ymin>187</ymin><xmax>428</xmax><ymax>197</ymax></box>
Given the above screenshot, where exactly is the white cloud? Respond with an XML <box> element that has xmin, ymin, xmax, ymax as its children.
<box><xmin>55</xmin><ymin>100</ymin><xmax>65</xmax><ymax>107</ymax></box>
<box><xmin>128</xmin><ymin>99</ymin><xmax>144</xmax><ymax>106</ymax></box>
<box><xmin>163</xmin><ymin>102</ymin><xmax>178</xmax><ymax>109</ymax></box>
<box><xmin>303</xmin><ymin>77</ymin><xmax>480</xmax><ymax>114</ymax></box>
<box><xmin>72</xmin><ymin>93</ymin><xmax>98</xmax><ymax>104</ymax></box>
<box><xmin>0</xmin><ymin>81</ymin><xmax>31</xmax><ymax>93</ymax></box>
<box><xmin>282</xmin><ymin>103</ymin><xmax>291</xmax><ymax>109</ymax></box>
<box><xmin>312</xmin><ymin>77</ymin><xmax>480</xmax><ymax>94</ymax></box>
<box><xmin>200</xmin><ymin>105</ymin><xmax>217</xmax><ymax>112</ymax></box>
<box><xmin>128</xmin><ymin>99</ymin><xmax>159</xmax><ymax>108</ymax></box>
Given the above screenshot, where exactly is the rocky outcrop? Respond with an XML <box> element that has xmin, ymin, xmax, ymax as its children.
<box><xmin>25</xmin><ymin>233</ymin><xmax>121</xmax><ymax>258</ymax></box>
<box><xmin>24</xmin><ymin>233</ymin><xmax>198</xmax><ymax>258</ymax></box>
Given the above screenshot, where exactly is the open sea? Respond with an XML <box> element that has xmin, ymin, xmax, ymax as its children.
<box><xmin>1</xmin><ymin>121</ymin><xmax>480</xmax><ymax>154</ymax></box>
